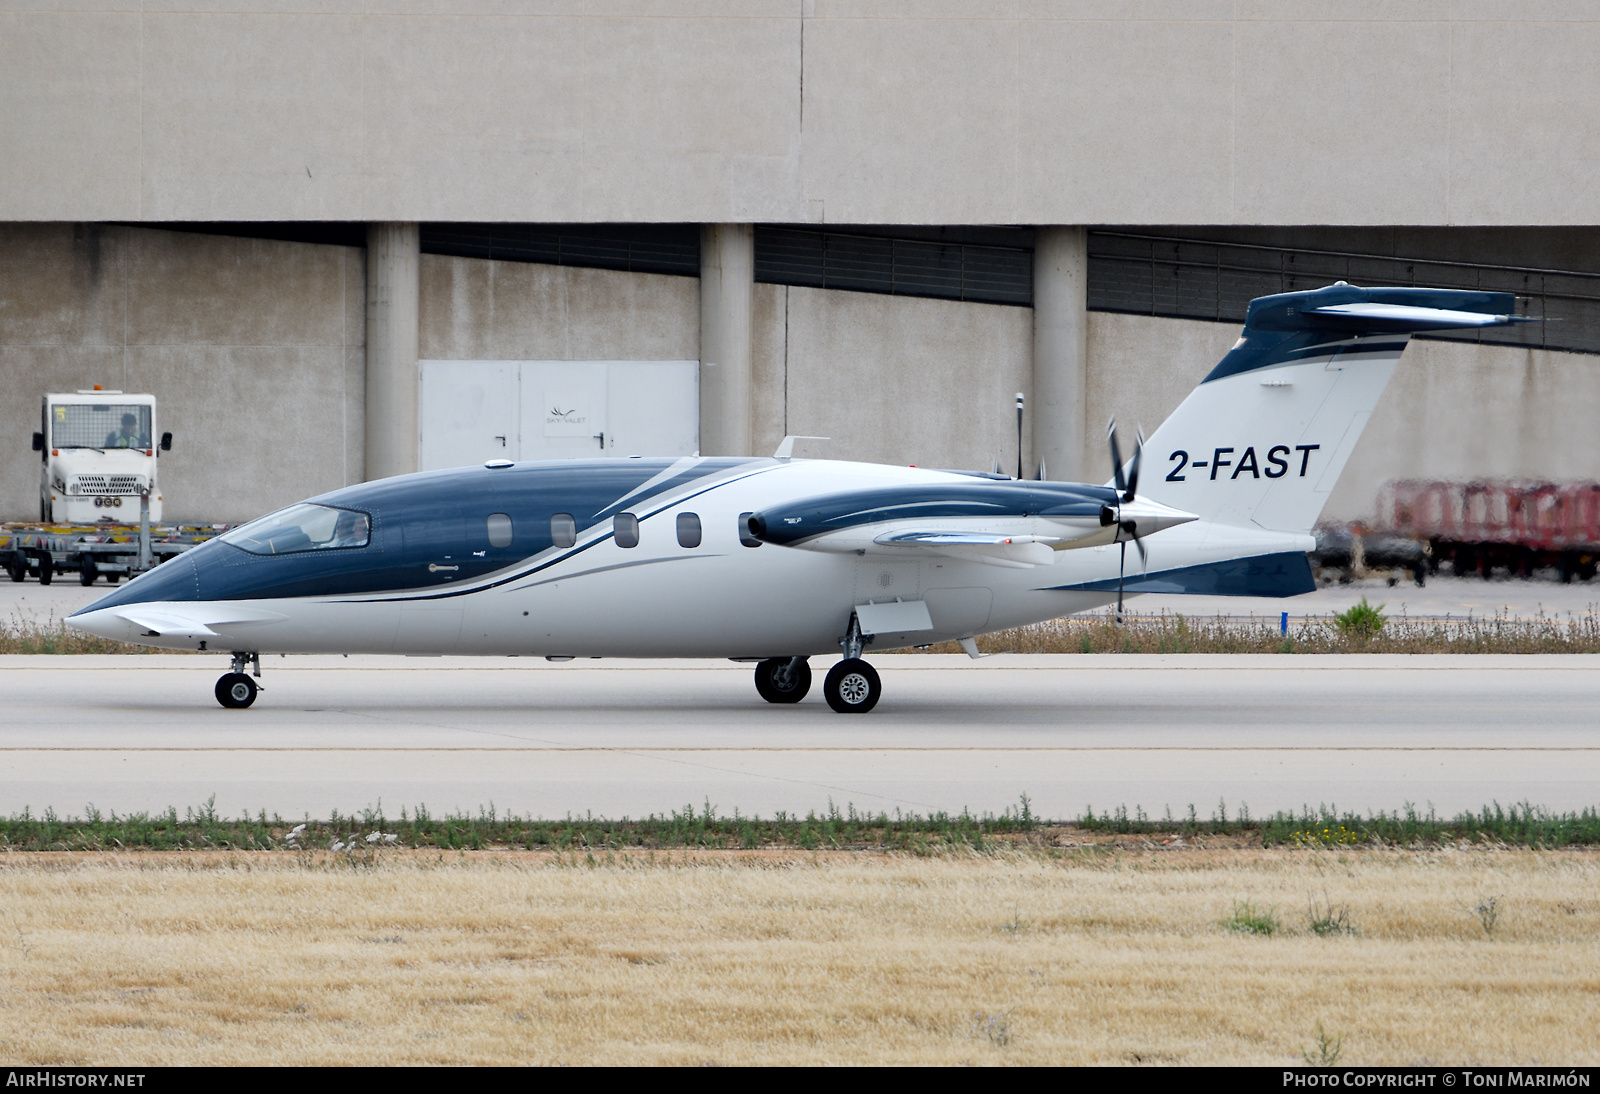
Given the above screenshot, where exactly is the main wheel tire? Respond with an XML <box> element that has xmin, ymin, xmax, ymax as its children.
<box><xmin>823</xmin><ymin>658</ymin><xmax>881</xmax><ymax>714</ymax></box>
<box><xmin>79</xmin><ymin>557</ymin><xmax>98</xmax><ymax>586</ymax></box>
<box><xmin>106</xmin><ymin>571</ymin><xmax>120</xmax><ymax>584</ymax></box>
<box><xmin>754</xmin><ymin>657</ymin><xmax>812</xmax><ymax>704</ymax></box>
<box><xmin>36</xmin><ymin>556</ymin><xmax>52</xmax><ymax>586</ymax></box>
<box><xmin>6</xmin><ymin>560</ymin><xmax>23</xmax><ymax>583</ymax></box>
<box><xmin>215</xmin><ymin>672</ymin><xmax>258</xmax><ymax>709</ymax></box>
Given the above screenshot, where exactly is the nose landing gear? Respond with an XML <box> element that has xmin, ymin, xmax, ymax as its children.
<box><xmin>754</xmin><ymin>656</ymin><xmax>812</xmax><ymax>703</ymax></box>
<box><xmin>216</xmin><ymin>651</ymin><xmax>262</xmax><ymax>709</ymax></box>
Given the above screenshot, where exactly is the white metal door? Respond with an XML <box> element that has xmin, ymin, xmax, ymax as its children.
<box><xmin>419</xmin><ymin>361</ymin><xmax>520</xmax><ymax>470</ymax></box>
<box><xmin>605</xmin><ymin>361</ymin><xmax>699</xmax><ymax>458</ymax></box>
<box><xmin>420</xmin><ymin>360</ymin><xmax>698</xmax><ymax>468</ymax></box>
<box><xmin>519</xmin><ymin>362</ymin><xmax>610</xmax><ymax>460</ymax></box>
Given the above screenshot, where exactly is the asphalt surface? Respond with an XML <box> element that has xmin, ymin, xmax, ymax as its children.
<box><xmin>1</xmin><ymin>653</ymin><xmax>1596</xmax><ymax>821</ymax></box>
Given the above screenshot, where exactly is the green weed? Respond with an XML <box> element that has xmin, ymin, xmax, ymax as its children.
<box><xmin>1225</xmin><ymin>900</ymin><xmax>1280</xmax><ymax>935</ymax></box>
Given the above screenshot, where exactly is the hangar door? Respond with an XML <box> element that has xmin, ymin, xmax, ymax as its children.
<box><xmin>419</xmin><ymin>360</ymin><xmax>698</xmax><ymax>471</ymax></box>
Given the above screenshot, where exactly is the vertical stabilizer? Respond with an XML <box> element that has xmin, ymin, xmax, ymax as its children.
<box><xmin>1136</xmin><ymin>284</ymin><xmax>1527</xmax><ymax>534</ymax></box>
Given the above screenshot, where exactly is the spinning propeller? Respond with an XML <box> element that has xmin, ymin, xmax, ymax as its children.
<box><xmin>1100</xmin><ymin>419</ymin><xmax>1147</xmax><ymax>624</ymax></box>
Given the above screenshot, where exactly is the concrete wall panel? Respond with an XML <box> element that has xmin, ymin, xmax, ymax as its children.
<box><xmin>12</xmin><ymin>6</ymin><xmax>1600</xmax><ymax>223</ymax></box>
<box><xmin>800</xmin><ymin>18</ymin><xmax>1018</xmax><ymax>224</ymax></box>
<box><xmin>127</xmin><ymin>232</ymin><xmax>352</xmax><ymax>347</ymax></box>
<box><xmin>780</xmin><ymin>289</ymin><xmax>1033</xmax><ymax>472</ymax></box>
<box><xmin>139</xmin><ymin>15</ymin><xmax>366</xmax><ymax>220</ymax></box>
<box><xmin>0</xmin><ymin>13</ymin><xmax>142</xmax><ymax>220</ymax></box>
<box><xmin>1232</xmin><ymin>21</ymin><xmax>1453</xmax><ymax>224</ymax></box>
<box><xmin>418</xmin><ymin>256</ymin><xmax>697</xmax><ymax>361</ymax></box>
<box><xmin>1449</xmin><ymin>22</ymin><xmax>1600</xmax><ymax>225</ymax></box>
<box><xmin>0</xmin><ymin>225</ymin><xmax>125</xmax><ymax>347</ymax></box>
<box><xmin>1017</xmin><ymin>21</ymin><xmax>1234</xmax><ymax>224</ymax></box>
<box><xmin>577</xmin><ymin>15</ymin><xmax>801</xmax><ymax>222</ymax></box>
<box><xmin>360</xmin><ymin>16</ymin><xmax>588</xmax><ymax>222</ymax></box>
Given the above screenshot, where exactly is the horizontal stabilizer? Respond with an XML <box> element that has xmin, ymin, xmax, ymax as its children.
<box><xmin>1302</xmin><ymin>301</ymin><xmax>1532</xmax><ymax>332</ymax></box>
<box><xmin>1247</xmin><ymin>283</ymin><xmax>1529</xmax><ymax>335</ymax></box>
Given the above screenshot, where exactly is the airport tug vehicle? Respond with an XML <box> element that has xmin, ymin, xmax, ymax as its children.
<box><xmin>2</xmin><ymin>390</ymin><xmax>211</xmax><ymax>585</ymax></box>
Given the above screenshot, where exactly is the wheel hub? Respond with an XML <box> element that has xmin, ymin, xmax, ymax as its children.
<box><xmin>838</xmin><ymin>672</ymin><xmax>871</xmax><ymax>704</ymax></box>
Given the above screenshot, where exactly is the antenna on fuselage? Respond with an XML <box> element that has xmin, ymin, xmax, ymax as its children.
<box><xmin>773</xmin><ymin>436</ymin><xmax>830</xmax><ymax>460</ymax></box>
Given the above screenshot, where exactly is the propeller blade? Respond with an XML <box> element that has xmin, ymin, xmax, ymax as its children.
<box><xmin>1116</xmin><ymin>539</ymin><xmax>1127</xmax><ymax>625</ymax></box>
<box><xmin>1124</xmin><ymin>433</ymin><xmax>1143</xmax><ymax>501</ymax></box>
<box><xmin>1036</xmin><ymin>459</ymin><xmax>1047</xmax><ymax>482</ymax></box>
<box><xmin>1107</xmin><ymin>419</ymin><xmax>1127</xmax><ymax>495</ymax></box>
<box><xmin>1135</xmin><ymin>534</ymin><xmax>1148</xmax><ymax>571</ymax></box>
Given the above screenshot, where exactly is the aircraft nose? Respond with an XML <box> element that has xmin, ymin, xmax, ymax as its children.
<box><xmin>66</xmin><ymin>606</ymin><xmax>137</xmax><ymax>642</ymax></box>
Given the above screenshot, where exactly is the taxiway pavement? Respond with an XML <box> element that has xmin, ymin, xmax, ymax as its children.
<box><xmin>0</xmin><ymin>653</ymin><xmax>1594</xmax><ymax>821</ymax></box>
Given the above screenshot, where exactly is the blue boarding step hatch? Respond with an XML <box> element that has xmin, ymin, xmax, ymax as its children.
<box><xmin>1050</xmin><ymin>551</ymin><xmax>1316</xmax><ymax>598</ymax></box>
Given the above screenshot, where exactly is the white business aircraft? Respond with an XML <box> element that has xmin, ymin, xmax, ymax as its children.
<box><xmin>70</xmin><ymin>283</ymin><xmax>1526</xmax><ymax>712</ymax></box>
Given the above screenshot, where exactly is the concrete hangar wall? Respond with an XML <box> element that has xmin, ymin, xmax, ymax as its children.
<box><xmin>4</xmin><ymin>4</ymin><xmax>1600</xmax><ymax>525</ymax></box>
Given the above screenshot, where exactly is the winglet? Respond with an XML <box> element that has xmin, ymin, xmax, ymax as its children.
<box><xmin>773</xmin><ymin>436</ymin><xmax>830</xmax><ymax>460</ymax></box>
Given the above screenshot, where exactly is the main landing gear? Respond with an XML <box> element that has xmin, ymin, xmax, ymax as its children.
<box><xmin>823</xmin><ymin>614</ymin><xmax>881</xmax><ymax>714</ymax></box>
<box><xmin>216</xmin><ymin>651</ymin><xmax>262</xmax><ymax>709</ymax></box>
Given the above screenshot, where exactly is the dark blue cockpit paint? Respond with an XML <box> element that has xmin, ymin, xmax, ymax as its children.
<box><xmin>74</xmin><ymin>457</ymin><xmax>759</xmax><ymax>612</ymax></box>
<box><xmin>748</xmin><ymin>482</ymin><xmax>1114</xmax><ymax>547</ymax></box>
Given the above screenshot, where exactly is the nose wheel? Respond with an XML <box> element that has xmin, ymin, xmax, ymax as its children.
<box><xmin>215</xmin><ymin>652</ymin><xmax>262</xmax><ymax>709</ymax></box>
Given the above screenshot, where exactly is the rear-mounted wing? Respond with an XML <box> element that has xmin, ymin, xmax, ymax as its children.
<box><xmin>871</xmin><ymin>530</ymin><xmax>1060</xmax><ymax>569</ymax></box>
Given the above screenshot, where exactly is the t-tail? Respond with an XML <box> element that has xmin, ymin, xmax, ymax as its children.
<box><xmin>1138</xmin><ymin>282</ymin><xmax>1529</xmax><ymax>535</ymax></box>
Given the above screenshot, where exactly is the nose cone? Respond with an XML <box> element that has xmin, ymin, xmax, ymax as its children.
<box><xmin>67</xmin><ymin>553</ymin><xmax>202</xmax><ymax>647</ymax></box>
<box><xmin>1118</xmin><ymin>496</ymin><xmax>1198</xmax><ymax>537</ymax></box>
<box><xmin>66</xmin><ymin>605</ymin><xmax>140</xmax><ymax>643</ymax></box>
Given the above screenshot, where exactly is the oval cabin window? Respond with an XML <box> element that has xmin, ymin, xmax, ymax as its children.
<box><xmin>550</xmin><ymin>513</ymin><xmax>576</xmax><ymax>548</ymax></box>
<box><xmin>614</xmin><ymin>513</ymin><xmax>640</xmax><ymax>549</ymax></box>
<box><xmin>676</xmin><ymin>512</ymin><xmax>702</xmax><ymax>548</ymax></box>
<box><xmin>486</xmin><ymin>513</ymin><xmax>513</xmax><ymax>548</ymax></box>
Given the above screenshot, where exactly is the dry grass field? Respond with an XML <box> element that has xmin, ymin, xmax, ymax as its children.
<box><xmin>0</xmin><ymin>847</ymin><xmax>1596</xmax><ymax>1066</ymax></box>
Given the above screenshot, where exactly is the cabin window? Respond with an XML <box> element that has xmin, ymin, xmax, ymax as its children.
<box><xmin>486</xmin><ymin>513</ymin><xmax>513</xmax><ymax>548</ymax></box>
<box><xmin>550</xmin><ymin>513</ymin><xmax>576</xmax><ymax>548</ymax></box>
<box><xmin>676</xmin><ymin>512</ymin><xmax>702</xmax><ymax>548</ymax></box>
<box><xmin>220</xmin><ymin>503</ymin><xmax>370</xmax><ymax>555</ymax></box>
<box><xmin>614</xmin><ymin>513</ymin><xmax>640</xmax><ymax>548</ymax></box>
<box><xmin>738</xmin><ymin>512</ymin><xmax>762</xmax><ymax>548</ymax></box>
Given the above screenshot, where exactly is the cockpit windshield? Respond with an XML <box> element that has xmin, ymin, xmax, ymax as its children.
<box><xmin>220</xmin><ymin>503</ymin><xmax>371</xmax><ymax>555</ymax></box>
<box><xmin>52</xmin><ymin>404</ymin><xmax>152</xmax><ymax>449</ymax></box>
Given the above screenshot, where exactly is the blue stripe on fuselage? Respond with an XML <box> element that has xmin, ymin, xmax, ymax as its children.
<box><xmin>1047</xmin><ymin>551</ymin><xmax>1315</xmax><ymax>597</ymax></box>
<box><xmin>72</xmin><ymin>457</ymin><xmax>762</xmax><ymax>611</ymax></box>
